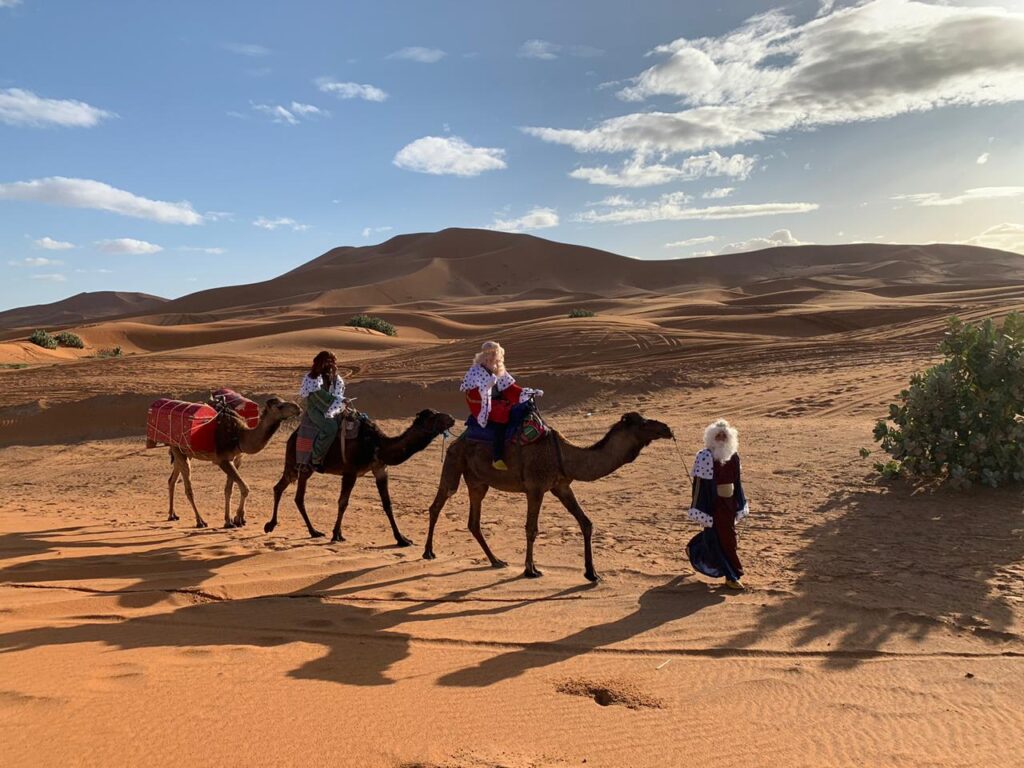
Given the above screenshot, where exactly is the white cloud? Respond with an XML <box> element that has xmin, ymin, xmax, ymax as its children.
<box><xmin>180</xmin><ymin>246</ymin><xmax>226</xmax><ymax>255</ymax></box>
<box><xmin>393</xmin><ymin>136</ymin><xmax>507</xmax><ymax>177</ymax></box>
<box><xmin>223</xmin><ymin>42</ymin><xmax>270</xmax><ymax>57</ymax></box>
<box><xmin>33</xmin><ymin>236</ymin><xmax>75</xmax><ymax>250</ymax></box>
<box><xmin>569</xmin><ymin>151</ymin><xmax>756</xmax><ymax>188</ymax></box>
<box><xmin>524</xmin><ymin>1</ymin><xmax>1024</xmax><ymax>158</ymax></box>
<box><xmin>9</xmin><ymin>257</ymin><xmax>63</xmax><ymax>267</ymax></box>
<box><xmin>518</xmin><ymin>40</ymin><xmax>604</xmax><ymax>60</ymax></box>
<box><xmin>361</xmin><ymin>225</ymin><xmax>393</xmax><ymax>238</ymax></box>
<box><xmin>387</xmin><ymin>47</ymin><xmax>446</xmax><ymax>63</ymax></box>
<box><xmin>30</xmin><ymin>273</ymin><xmax>67</xmax><ymax>283</ymax></box>
<box><xmin>0</xmin><ymin>177</ymin><xmax>205</xmax><ymax>225</ymax></box>
<box><xmin>253</xmin><ymin>216</ymin><xmax>309</xmax><ymax>231</ymax></box>
<box><xmin>715</xmin><ymin>229</ymin><xmax>807</xmax><ymax>254</ymax></box>
<box><xmin>703</xmin><ymin>187</ymin><xmax>735</xmax><ymax>199</ymax></box>
<box><xmin>252</xmin><ymin>101</ymin><xmax>326</xmax><ymax>125</ymax></box>
<box><xmin>490</xmin><ymin>207</ymin><xmax>559</xmax><ymax>233</ymax></box>
<box><xmin>316</xmin><ymin>78</ymin><xmax>388</xmax><ymax>102</ymax></box>
<box><xmin>976</xmin><ymin>152</ymin><xmax>990</xmax><ymax>165</ymax></box>
<box><xmin>963</xmin><ymin>222</ymin><xmax>1024</xmax><ymax>254</ymax></box>
<box><xmin>892</xmin><ymin>186</ymin><xmax>1024</xmax><ymax>206</ymax></box>
<box><xmin>575</xmin><ymin>192</ymin><xmax>818</xmax><ymax>224</ymax></box>
<box><xmin>0</xmin><ymin>88</ymin><xmax>114</xmax><ymax>128</ymax></box>
<box><xmin>665</xmin><ymin>235</ymin><xmax>716</xmax><ymax>248</ymax></box>
<box><xmin>96</xmin><ymin>238</ymin><xmax>163</xmax><ymax>255</ymax></box>
<box><xmin>0</xmin><ymin>1</ymin><xmax>23</xmax><ymax>8</ymax></box>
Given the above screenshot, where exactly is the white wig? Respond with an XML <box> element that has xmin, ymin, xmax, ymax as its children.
<box><xmin>704</xmin><ymin>418</ymin><xmax>739</xmax><ymax>462</ymax></box>
<box><xmin>473</xmin><ymin>340</ymin><xmax>506</xmax><ymax>376</ymax></box>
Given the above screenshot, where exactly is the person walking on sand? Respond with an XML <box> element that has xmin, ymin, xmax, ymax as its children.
<box><xmin>299</xmin><ymin>350</ymin><xmax>345</xmax><ymax>472</ymax></box>
<box><xmin>686</xmin><ymin>419</ymin><xmax>749</xmax><ymax>589</ymax></box>
<box><xmin>460</xmin><ymin>341</ymin><xmax>542</xmax><ymax>471</ymax></box>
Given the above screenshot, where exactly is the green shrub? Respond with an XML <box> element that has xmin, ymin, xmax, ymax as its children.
<box><xmin>568</xmin><ymin>308</ymin><xmax>596</xmax><ymax>318</ymax></box>
<box><xmin>54</xmin><ymin>331</ymin><xmax>84</xmax><ymax>348</ymax></box>
<box><xmin>29</xmin><ymin>329</ymin><xmax>57</xmax><ymax>349</ymax></box>
<box><xmin>96</xmin><ymin>346</ymin><xmax>123</xmax><ymax>358</ymax></box>
<box><xmin>346</xmin><ymin>314</ymin><xmax>397</xmax><ymax>337</ymax></box>
<box><xmin>873</xmin><ymin>314</ymin><xmax>1024</xmax><ymax>488</ymax></box>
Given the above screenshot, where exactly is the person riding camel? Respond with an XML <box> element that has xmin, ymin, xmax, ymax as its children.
<box><xmin>460</xmin><ymin>341</ymin><xmax>542</xmax><ymax>471</ymax></box>
<box><xmin>299</xmin><ymin>350</ymin><xmax>345</xmax><ymax>472</ymax></box>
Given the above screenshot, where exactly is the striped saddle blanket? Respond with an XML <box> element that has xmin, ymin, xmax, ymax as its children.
<box><xmin>295</xmin><ymin>411</ymin><xmax>364</xmax><ymax>466</ymax></box>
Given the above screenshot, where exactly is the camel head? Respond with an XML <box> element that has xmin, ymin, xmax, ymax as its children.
<box><xmin>617</xmin><ymin>412</ymin><xmax>673</xmax><ymax>445</ymax></box>
<box><xmin>262</xmin><ymin>396</ymin><xmax>301</xmax><ymax>423</ymax></box>
<box><xmin>411</xmin><ymin>408</ymin><xmax>457</xmax><ymax>436</ymax></box>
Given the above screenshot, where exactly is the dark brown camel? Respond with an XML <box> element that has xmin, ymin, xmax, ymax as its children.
<box><xmin>264</xmin><ymin>409</ymin><xmax>456</xmax><ymax>545</ymax></box>
<box><xmin>168</xmin><ymin>397</ymin><xmax>301</xmax><ymax>529</ymax></box>
<box><xmin>423</xmin><ymin>412</ymin><xmax>673</xmax><ymax>582</ymax></box>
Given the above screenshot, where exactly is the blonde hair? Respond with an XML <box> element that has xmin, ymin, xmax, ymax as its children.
<box><xmin>474</xmin><ymin>341</ymin><xmax>506</xmax><ymax>376</ymax></box>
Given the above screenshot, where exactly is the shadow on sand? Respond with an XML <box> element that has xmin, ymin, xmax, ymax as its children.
<box><xmin>726</xmin><ymin>483</ymin><xmax>1024</xmax><ymax>668</ymax></box>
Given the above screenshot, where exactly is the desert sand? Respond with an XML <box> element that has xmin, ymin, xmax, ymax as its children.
<box><xmin>2</xmin><ymin>229</ymin><xmax>1023</xmax><ymax>768</ymax></box>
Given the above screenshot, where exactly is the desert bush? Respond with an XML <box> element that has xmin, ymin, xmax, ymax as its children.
<box><xmin>28</xmin><ymin>329</ymin><xmax>57</xmax><ymax>349</ymax></box>
<box><xmin>54</xmin><ymin>331</ymin><xmax>84</xmax><ymax>348</ymax></box>
<box><xmin>873</xmin><ymin>314</ymin><xmax>1024</xmax><ymax>488</ymax></box>
<box><xmin>96</xmin><ymin>346</ymin><xmax>123</xmax><ymax>358</ymax></box>
<box><xmin>346</xmin><ymin>314</ymin><xmax>397</xmax><ymax>336</ymax></box>
<box><xmin>568</xmin><ymin>308</ymin><xmax>596</xmax><ymax>318</ymax></box>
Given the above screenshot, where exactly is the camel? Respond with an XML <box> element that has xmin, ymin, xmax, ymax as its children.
<box><xmin>423</xmin><ymin>411</ymin><xmax>673</xmax><ymax>582</ymax></box>
<box><xmin>168</xmin><ymin>397</ymin><xmax>301</xmax><ymax>529</ymax></box>
<box><xmin>264</xmin><ymin>408</ymin><xmax>456</xmax><ymax>546</ymax></box>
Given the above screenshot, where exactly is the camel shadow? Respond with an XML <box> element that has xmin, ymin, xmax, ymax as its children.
<box><xmin>727</xmin><ymin>483</ymin><xmax>1024</xmax><ymax>668</ymax></box>
<box><xmin>438</xmin><ymin>576</ymin><xmax>724</xmax><ymax>688</ymax></box>
<box><xmin>0</xmin><ymin>526</ymin><xmax>174</xmax><ymax>562</ymax></box>
<box><xmin>0</xmin><ymin>564</ymin><xmax>564</xmax><ymax>687</ymax></box>
<box><xmin>0</xmin><ymin>535</ymin><xmax>257</xmax><ymax>608</ymax></box>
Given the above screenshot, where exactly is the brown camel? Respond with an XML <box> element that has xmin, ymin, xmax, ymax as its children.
<box><xmin>168</xmin><ymin>397</ymin><xmax>301</xmax><ymax>529</ymax></box>
<box><xmin>423</xmin><ymin>412</ymin><xmax>673</xmax><ymax>582</ymax></box>
<box><xmin>264</xmin><ymin>408</ymin><xmax>456</xmax><ymax>546</ymax></box>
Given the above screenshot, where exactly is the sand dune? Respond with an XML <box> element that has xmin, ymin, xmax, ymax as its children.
<box><xmin>0</xmin><ymin>291</ymin><xmax>167</xmax><ymax>337</ymax></box>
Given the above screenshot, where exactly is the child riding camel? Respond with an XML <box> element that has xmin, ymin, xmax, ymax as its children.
<box><xmin>460</xmin><ymin>341</ymin><xmax>542</xmax><ymax>470</ymax></box>
<box><xmin>686</xmin><ymin>418</ymin><xmax>750</xmax><ymax>589</ymax></box>
<box><xmin>299</xmin><ymin>350</ymin><xmax>345</xmax><ymax>472</ymax></box>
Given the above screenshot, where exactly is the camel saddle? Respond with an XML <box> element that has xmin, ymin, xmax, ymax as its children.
<box><xmin>295</xmin><ymin>407</ymin><xmax>365</xmax><ymax>467</ymax></box>
<box><xmin>462</xmin><ymin>402</ymin><xmax>548</xmax><ymax>446</ymax></box>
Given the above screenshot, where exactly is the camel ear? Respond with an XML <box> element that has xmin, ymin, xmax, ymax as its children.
<box><xmin>265</xmin><ymin>396</ymin><xmax>282</xmax><ymax>409</ymax></box>
<box><xmin>621</xmin><ymin>412</ymin><xmax>643</xmax><ymax>426</ymax></box>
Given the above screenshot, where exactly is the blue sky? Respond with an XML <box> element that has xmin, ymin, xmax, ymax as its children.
<box><xmin>2</xmin><ymin>0</ymin><xmax>1024</xmax><ymax>311</ymax></box>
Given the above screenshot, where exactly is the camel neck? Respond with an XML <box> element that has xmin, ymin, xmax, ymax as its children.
<box><xmin>239</xmin><ymin>417</ymin><xmax>282</xmax><ymax>454</ymax></box>
<box><xmin>377</xmin><ymin>424</ymin><xmax>438</xmax><ymax>465</ymax></box>
<box><xmin>557</xmin><ymin>427</ymin><xmax>645</xmax><ymax>482</ymax></box>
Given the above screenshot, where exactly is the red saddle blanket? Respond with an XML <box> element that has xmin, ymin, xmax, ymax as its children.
<box><xmin>146</xmin><ymin>399</ymin><xmax>217</xmax><ymax>453</ymax></box>
<box><xmin>211</xmin><ymin>388</ymin><xmax>258</xmax><ymax>428</ymax></box>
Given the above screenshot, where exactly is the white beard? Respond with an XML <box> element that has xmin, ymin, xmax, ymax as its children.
<box><xmin>711</xmin><ymin>439</ymin><xmax>737</xmax><ymax>463</ymax></box>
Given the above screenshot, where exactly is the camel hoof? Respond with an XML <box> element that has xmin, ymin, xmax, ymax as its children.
<box><xmin>309</xmin><ymin>529</ymin><xmax>325</xmax><ymax>539</ymax></box>
<box><xmin>491</xmin><ymin>559</ymin><xmax>508</xmax><ymax>569</ymax></box>
<box><xmin>233</xmin><ymin>517</ymin><xmax>246</xmax><ymax>527</ymax></box>
<box><xmin>263</xmin><ymin>521</ymin><xmax>276</xmax><ymax>534</ymax></box>
<box><xmin>523</xmin><ymin>567</ymin><xmax>543</xmax><ymax>579</ymax></box>
<box><xmin>422</xmin><ymin>550</ymin><xmax>436</xmax><ymax>560</ymax></box>
<box><xmin>195</xmin><ymin>520</ymin><xmax>208</xmax><ymax>529</ymax></box>
<box><xmin>331</xmin><ymin>535</ymin><xmax>345</xmax><ymax>544</ymax></box>
<box><xmin>585</xmin><ymin>571</ymin><xmax>601</xmax><ymax>583</ymax></box>
<box><xmin>167</xmin><ymin>514</ymin><xmax>179</xmax><ymax>522</ymax></box>
<box><xmin>395</xmin><ymin>535</ymin><xmax>413</xmax><ymax>548</ymax></box>
<box><xmin>223</xmin><ymin>521</ymin><xmax>236</xmax><ymax>529</ymax></box>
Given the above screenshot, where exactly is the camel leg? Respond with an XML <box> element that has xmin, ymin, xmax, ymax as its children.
<box><xmin>167</xmin><ymin>451</ymin><xmax>180</xmax><ymax>521</ymax></box>
<box><xmin>233</xmin><ymin>456</ymin><xmax>246</xmax><ymax>526</ymax></box>
<box><xmin>551</xmin><ymin>484</ymin><xmax>599</xmax><ymax>583</ymax></box>
<box><xmin>178</xmin><ymin>456</ymin><xmax>207</xmax><ymax>529</ymax></box>
<box><xmin>423</xmin><ymin>455</ymin><xmax>462</xmax><ymax>561</ymax></box>
<box><xmin>331</xmin><ymin>473</ymin><xmax>358</xmax><ymax>543</ymax></box>
<box><xmin>523</xmin><ymin>489</ymin><xmax>545</xmax><ymax>578</ymax></box>
<box><xmin>219</xmin><ymin>459</ymin><xmax>249</xmax><ymax>528</ymax></box>
<box><xmin>467</xmin><ymin>483</ymin><xmax>505</xmax><ymax>568</ymax></box>
<box><xmin>293</xmin><ymin>471</ymin><xmax>326</xmax><ymax>539</ymax></box>
<box><xmin>372</xmin><ymin>465</ymin><xmax>412</xmax><ymax>547</ymax></box>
